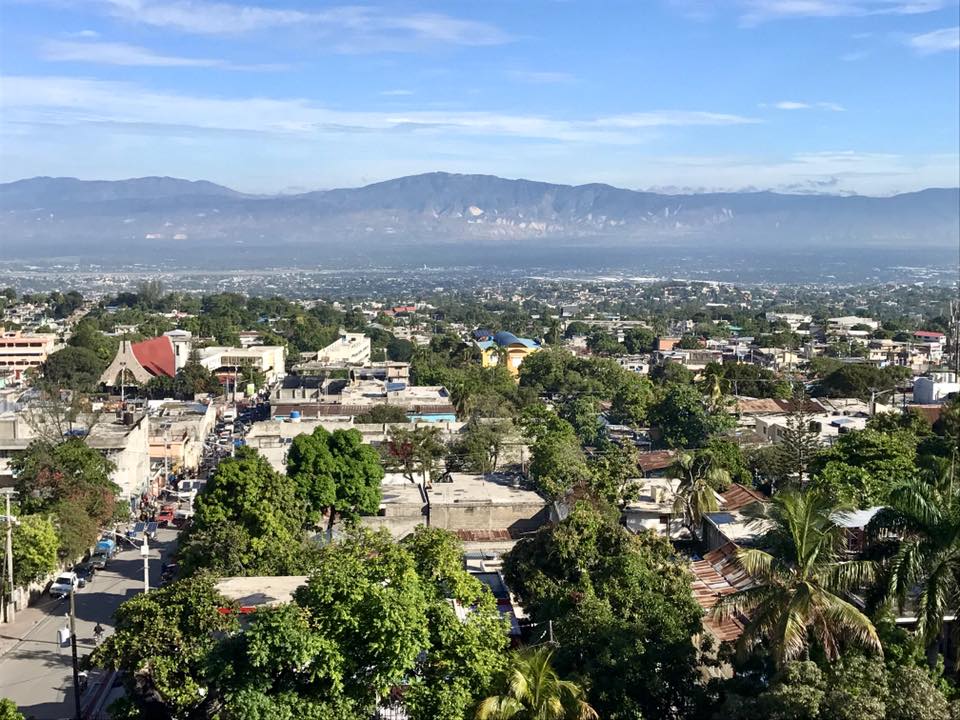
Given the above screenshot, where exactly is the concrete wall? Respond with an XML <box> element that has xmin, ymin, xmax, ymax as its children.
<box><xmin>428</xmin><ymin>502</ymin><xmax>550</xmax><ymax>534</ymax></box>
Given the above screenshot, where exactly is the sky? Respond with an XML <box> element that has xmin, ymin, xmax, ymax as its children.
<box><xmin>0</xmin><ymin>0</ymin><xmax>958</xmax><ymax>195</ymax></box>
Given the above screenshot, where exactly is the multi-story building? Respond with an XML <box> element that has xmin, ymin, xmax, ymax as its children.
<box><xmin>195</xmin><ymin>345</ymin><xmax>287</xmax><ymax>384</ymax></box>
<box><xmin>0</xmin><ymin>330</ymin><xmax>59</xmax><ymax>381</ymax></box>
<box><xmin>314</xmin><ymin>330</ymin><xmax>371</xmax><ymax>366</ymax></box>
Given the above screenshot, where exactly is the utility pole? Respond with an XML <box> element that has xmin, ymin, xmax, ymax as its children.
<box><xmin>68</xmin><ymin>589</ymin><xmax>82</xmax><ymax>720</ymax></box>
<box><xmin>3</xmin><ymin>489</ymin><xmax>15</xmax><ymax>624</ymax></box>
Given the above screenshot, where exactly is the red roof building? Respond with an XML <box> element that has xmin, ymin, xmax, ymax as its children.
<box><xmin>131</xmin><ymin>336</ymin><xmax>176</xmax><ymax>378</ymax></box>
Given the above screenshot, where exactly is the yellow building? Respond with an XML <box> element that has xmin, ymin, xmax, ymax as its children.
<box><xmin>475</xmin><ymin>331</ymin><xmax>540</xmax><ymax>377</ymax></box>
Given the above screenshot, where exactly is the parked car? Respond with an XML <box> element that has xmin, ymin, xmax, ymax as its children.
<box><xmin>50</xmin><ymin>572</ymin><xmax>83</xmax><ymax>598</ymax></box>
<box><xmin>156</xmin><ymin>506</ymin><xmax>176</xmax><ymax>527</ymax></box>
<box><xmin>90</xmin><ymin>551</ymin><xmax>110</xmax><ymax>570</ymax></box>
<box><xmin>73</xmin><ymin>562</ymin><xmax>96</xmax><ymax>584</ymax></box>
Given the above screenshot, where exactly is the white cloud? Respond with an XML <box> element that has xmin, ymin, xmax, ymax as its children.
<box><xmin>380</xmin><ymin>89</ymin><xmax>414</xmax><ymax>96</ymax></box>
<box><xmin>94</xmin><ymin>0</ymin><xmax>510</xmax><ymax>49</ymax></box>
<box><xmin>733</xmin><ymin>0</ymin><xmax>950</xmax><ymax>25</ymax></box>
<box><xmin>40</xmin><ymin>40</ymin><xmax>286</xmax><ymax>70</ymax></box>
<box><xmin>0</xmin><ymin>75</ymin><xmax>759</xmax><ymax>144</ymax></box>
<box><xmin>508</xmin><ymin>70</ymin><xmax>578</xmax><ymax>84</ymax></box>
<box><xmin>908</xmin><ymin>26</ymin><xmax>960</xmax><ymax>53</ymax></box>
<box><xmin>633</xmin><ymin>150</ymin><xmax>960</xmax><ymax>195</ymax></box>
<box><xmin>770</xmin><ymin>100</ymin><xmax>846</xmax><ymax>111</ymax></box>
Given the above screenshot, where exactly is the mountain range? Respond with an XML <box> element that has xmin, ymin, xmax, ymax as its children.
<box><xmin>1</xmin><ymin>173</ymin><xmax>957</xmax><ymax>263</ymax></box>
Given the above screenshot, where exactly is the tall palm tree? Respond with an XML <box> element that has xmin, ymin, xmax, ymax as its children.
<box><xmin>476</xmin><ymin>647</ymin><xmax>598</xmax><ymax>720</ymax></box>
<box><xmin>669</xmin><ymin>451</ymin><xmax>729</xmax><ymax>537</ymax></box>
<box><xmin>713</xmin><ymin>489</ymin><xmax>880</xmax><ymax>667</ymax></box>
<box><xmin>875</xmin><ymin>469</ymin><xmax>960</xmax><ymax>653</ymax></box>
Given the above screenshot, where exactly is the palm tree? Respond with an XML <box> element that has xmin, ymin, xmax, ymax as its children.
<box><xmin>476</xmin><ymin>647</ymin><xmax>598</xmax><ymax>720</ymax></box>
<box><xmin>713</xmin><ymin>489</ymin><xmax>880</xmax><ymax>667</ymax></box>
<box><xmin>876</xmin><ymin>469</ymin><xmax>960</xmax><ymax>655</ymax></box>
<box><xmin>669</xmin><ymin>451</ymin><xmax>730</xmax><ymax>538</ymax></box>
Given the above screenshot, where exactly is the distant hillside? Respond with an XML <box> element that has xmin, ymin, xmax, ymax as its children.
<box><xmin>1</xmin><ymin>172</ymin><xmax>957</xmax><ymax>259</ymax></box>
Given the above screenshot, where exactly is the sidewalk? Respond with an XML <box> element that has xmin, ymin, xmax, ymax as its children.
<box><xmin>0</xmin><ymin>595</ymin><xmax>67</xmax><ymax>658</ymax></box>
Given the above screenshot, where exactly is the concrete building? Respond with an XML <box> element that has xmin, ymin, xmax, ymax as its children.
<box><xmin>765</xmin><ymin>312</ymin><xmax>812</xmax><ymax>330</ymax></box>
<box><xmin>163</xmin><ymin>329</ymin><xmax>193</xmax><ymax>371</ymax></box>
<box><xmin>0</xmin><ymin>406</ymin><xmax>151</xmax><ymax>503</ymax></box>
<box><xmin>196</xmin><ymin>345</ymin><xmax>286</xmax><ymax>384</ymax></box>
<box><xmin>913</xmin><ymin>371</ymin><xmax>960</xmax><ymax>404</ymax></box>
<box><xmin>364</xmin><ymin>472</ymin><xmax>550</xmax><ymax>543</ymax></box>
<box><xmin>146</xmin><ymin>400</ymin><xmax>217</xmax><ymax>473</ymax></box>
<box><xmin>0</xmin><ymin>330</ymin><xmax>59</xmax><ymax>381</ymax></box>
<box><xmin>314</xmin><ymin>330</ymin><xmax>371</xmax><ymax>366</ymax></box>
<box><xmin>270</xmin><ymin>376</ymin><xmax>454</xmax><ymax>420</ymax></box>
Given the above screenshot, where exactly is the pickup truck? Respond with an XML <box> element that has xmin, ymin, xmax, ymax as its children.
<box><xmin>49</xmin><ymin>572</ymin><xmax>84</xmax><ymax>598</ymax></box>
<box><xmin>156</xmin><ymin>506</ymin><xmax>176</xmax><ymax>527</ymax></box>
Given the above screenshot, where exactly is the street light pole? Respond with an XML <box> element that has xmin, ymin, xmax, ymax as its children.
<box><xmin>68</xmin><ymin>589</ymin><xmax>82</xmax><ymax>720</ymax></box>
<box><xmin>141</xmin><ymin>536</ymin><xmax>149</xmax><ymax>594</ymax></box>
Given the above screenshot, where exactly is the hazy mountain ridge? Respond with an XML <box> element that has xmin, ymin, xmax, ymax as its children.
<box><xmin>1</xmin><ymin>173</ymin><xmax>957</xmax><ymax>258</ymax></box>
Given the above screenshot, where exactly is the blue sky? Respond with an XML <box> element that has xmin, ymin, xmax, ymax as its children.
<box><xmin>1</xmin><ymin>0</ymin><xmax>958</xmax><ymax>194</ymax></box>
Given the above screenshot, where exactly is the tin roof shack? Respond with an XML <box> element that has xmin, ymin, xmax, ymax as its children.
<box><xmin>690</xmin><ymin>542</ymin><xmax>755</xmax><ymax>643</ymax></box>
<box><xmin>702</xmin><ymin>484</ymin><xmax>772</xmax><ymax>553</ymax></box>
<box><xmin>426</xmin><ymin>473</ymin><xmax>550</xmax><ymax>539</ymax></box>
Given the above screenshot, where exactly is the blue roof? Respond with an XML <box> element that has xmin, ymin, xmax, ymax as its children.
<box><xmin>476</xmin><ymin>340</ymin><xmax>496</xmax><ymax>351</ymax></box>
<box><xmin>492</xmin><ymin>331</ymin><xmax>539</xmax><ymax>349</ymax></box>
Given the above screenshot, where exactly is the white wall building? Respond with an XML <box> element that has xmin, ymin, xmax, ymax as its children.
<box><xmin>196</xmin><ymin>345</ymin><xmax>287</xmax><ymax>384</ymax></box>
<box><xmin>316</xmin><ymin>330</ymin><xmax>371</xmax><ymax>366</ymax></box>
<box><xmin>913</xmin><ymin>372</ymin><xmax>960</xmax><ymax>404</ymax></box>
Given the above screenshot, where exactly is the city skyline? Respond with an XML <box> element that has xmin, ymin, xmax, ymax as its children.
<box><xmin>1</xmin><ymin>0</ymin><xmax>958</xmax><ymax>195</ymax></box>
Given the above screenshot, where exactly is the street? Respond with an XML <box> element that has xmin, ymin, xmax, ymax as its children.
<box><xmin>0</xmin><ymin>528</ymin><xmax>179</xmax><ymax>719</ymax></box>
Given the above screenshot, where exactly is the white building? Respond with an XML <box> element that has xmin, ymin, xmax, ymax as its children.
<box><xmin>163</xmin><ymin>329</ymin><xmax>193</xmax><ymax>372</ymax></box>
<box><xmin>196</xmin><ymin>345</ymin><xmax>287</xmax><ymax>384</ymax></box>
<box><xmin>913</xmin><ymin>372</ymin><xmax>960</xmax><ymax>404</ymax></box>
<box><xmin>315</xmin><ymin>330</ymin><xmax>371</xmax><ymax>366</ymax></box>
<box><xmin>765</xmin><ymin>312</ymin><xmax>812</xmax><ymax>330</ymax></box>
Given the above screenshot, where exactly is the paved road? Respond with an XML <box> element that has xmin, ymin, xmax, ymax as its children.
<box><xmin>0</xmin><ymin>529</ymin><xmax>178</xmax><ymax>719</ymax></box>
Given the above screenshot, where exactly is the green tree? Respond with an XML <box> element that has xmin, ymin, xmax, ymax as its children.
<box><xmin>669</xmin><ymin>451</ymin><xmax>730</xmax><ymax>537</ymax></box>
<box><xmin>385</xmin><ymin>426</ymin><xmax>446</xmax><ymax>486</ymax></box>
<box><xmin>448</xmin><ymin>418</ymin><xmax>511</xmax><ymax>474</ymax></box>
<box><xmin>401</xmin><ymin>527</ymin><xmax>509</xmax><ymax>720</ymax></box>
<box><xmin>608</xmin><ymin>375</ymin><xmax>654</xmax><ymax>428</ymax></box>
<box><xmin>0</xmin><ymin>698</ymin><xmax>24</xmax><ymax>720</ymax></box>
<box><xmin>90</xmin><ymin>574</ymin><xmax>239</xmax><ymax>719</ymax></box>
<box><xmin>503</xmin><ymin>505</ymin><xmax>708</xmax><ymax>719</ymax></box>
<box><xmin>588</xmin><ymin>442</ymin><xmax>641</xmax><ymax>508</ymax></box>
<box><xmin>179</xmin><ymin>448</ymin><xmax>311</xmax><ymax>576</ymax></box>
<box><xmin>288</xmin><ymin>427</ymin><xmax>384</xmax><ymax>535</ymax></box>
<box><xmin>529</xmin><ymin>431</ymin><xmax>591</xmax><ymax>500</ymax></box>
<box><xmin>713</xmin><ymin>490</ymin><xmax>880</xmax><ymax>667</ymax></box>
<box><xmin>559</xmin><ymin>396</ymin><xmax>603</xmax><ymax>447</ymax></box>
<box><xmin>622</xmin><ymin>327</ymin><xmax>655</xmax><ymax>354</ymax></box>
<box><xmin>771</xmin><ymin>395</ymin><xmax>822</xmax><ymax>489</ymax></box>
<box><xmin>42</xmin><ymin>346</ymin><xmax>104</xmax><ymax>391</ymax></box>
<box><xmin>476</xmin><ymin>647</ymin><xmax>598</xmax><ymax>720</ymax></box>
<box><xmin>11</xmin><ymin>514</ymin><xmax>59</xmax><ymax>587</ymax></box>
<box><xmin>293</xmin><ymin>529</ymin><xmax>430</xmax><ymax>711</ymax></box>
<box><xmin>875</xmin><ymin>476</ymin><xmax>960</xmax><ymax>658</ymax></box>
<box><xmin>354</xmin><ymin>404</ymin><xmax>410</xmax><ymax>424</ymax></box>
<box><xmin>809</xmin><ymin>428</ymin><xmax>916</xmax><ymax>506</ymax></box>
<box><xmin>13</xmin><ymin>439</ymin><xmax>119</xmax><ymax>559</ymax></box>
<box><xmin>649</xmin><ymin>383</ymin><xmax>732</xmax><ymax>449</ymax></box>
<box><xmin>585</xmin><ymin>329</ymin><xmax>621</xmax><ymax>356</ymax></box>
